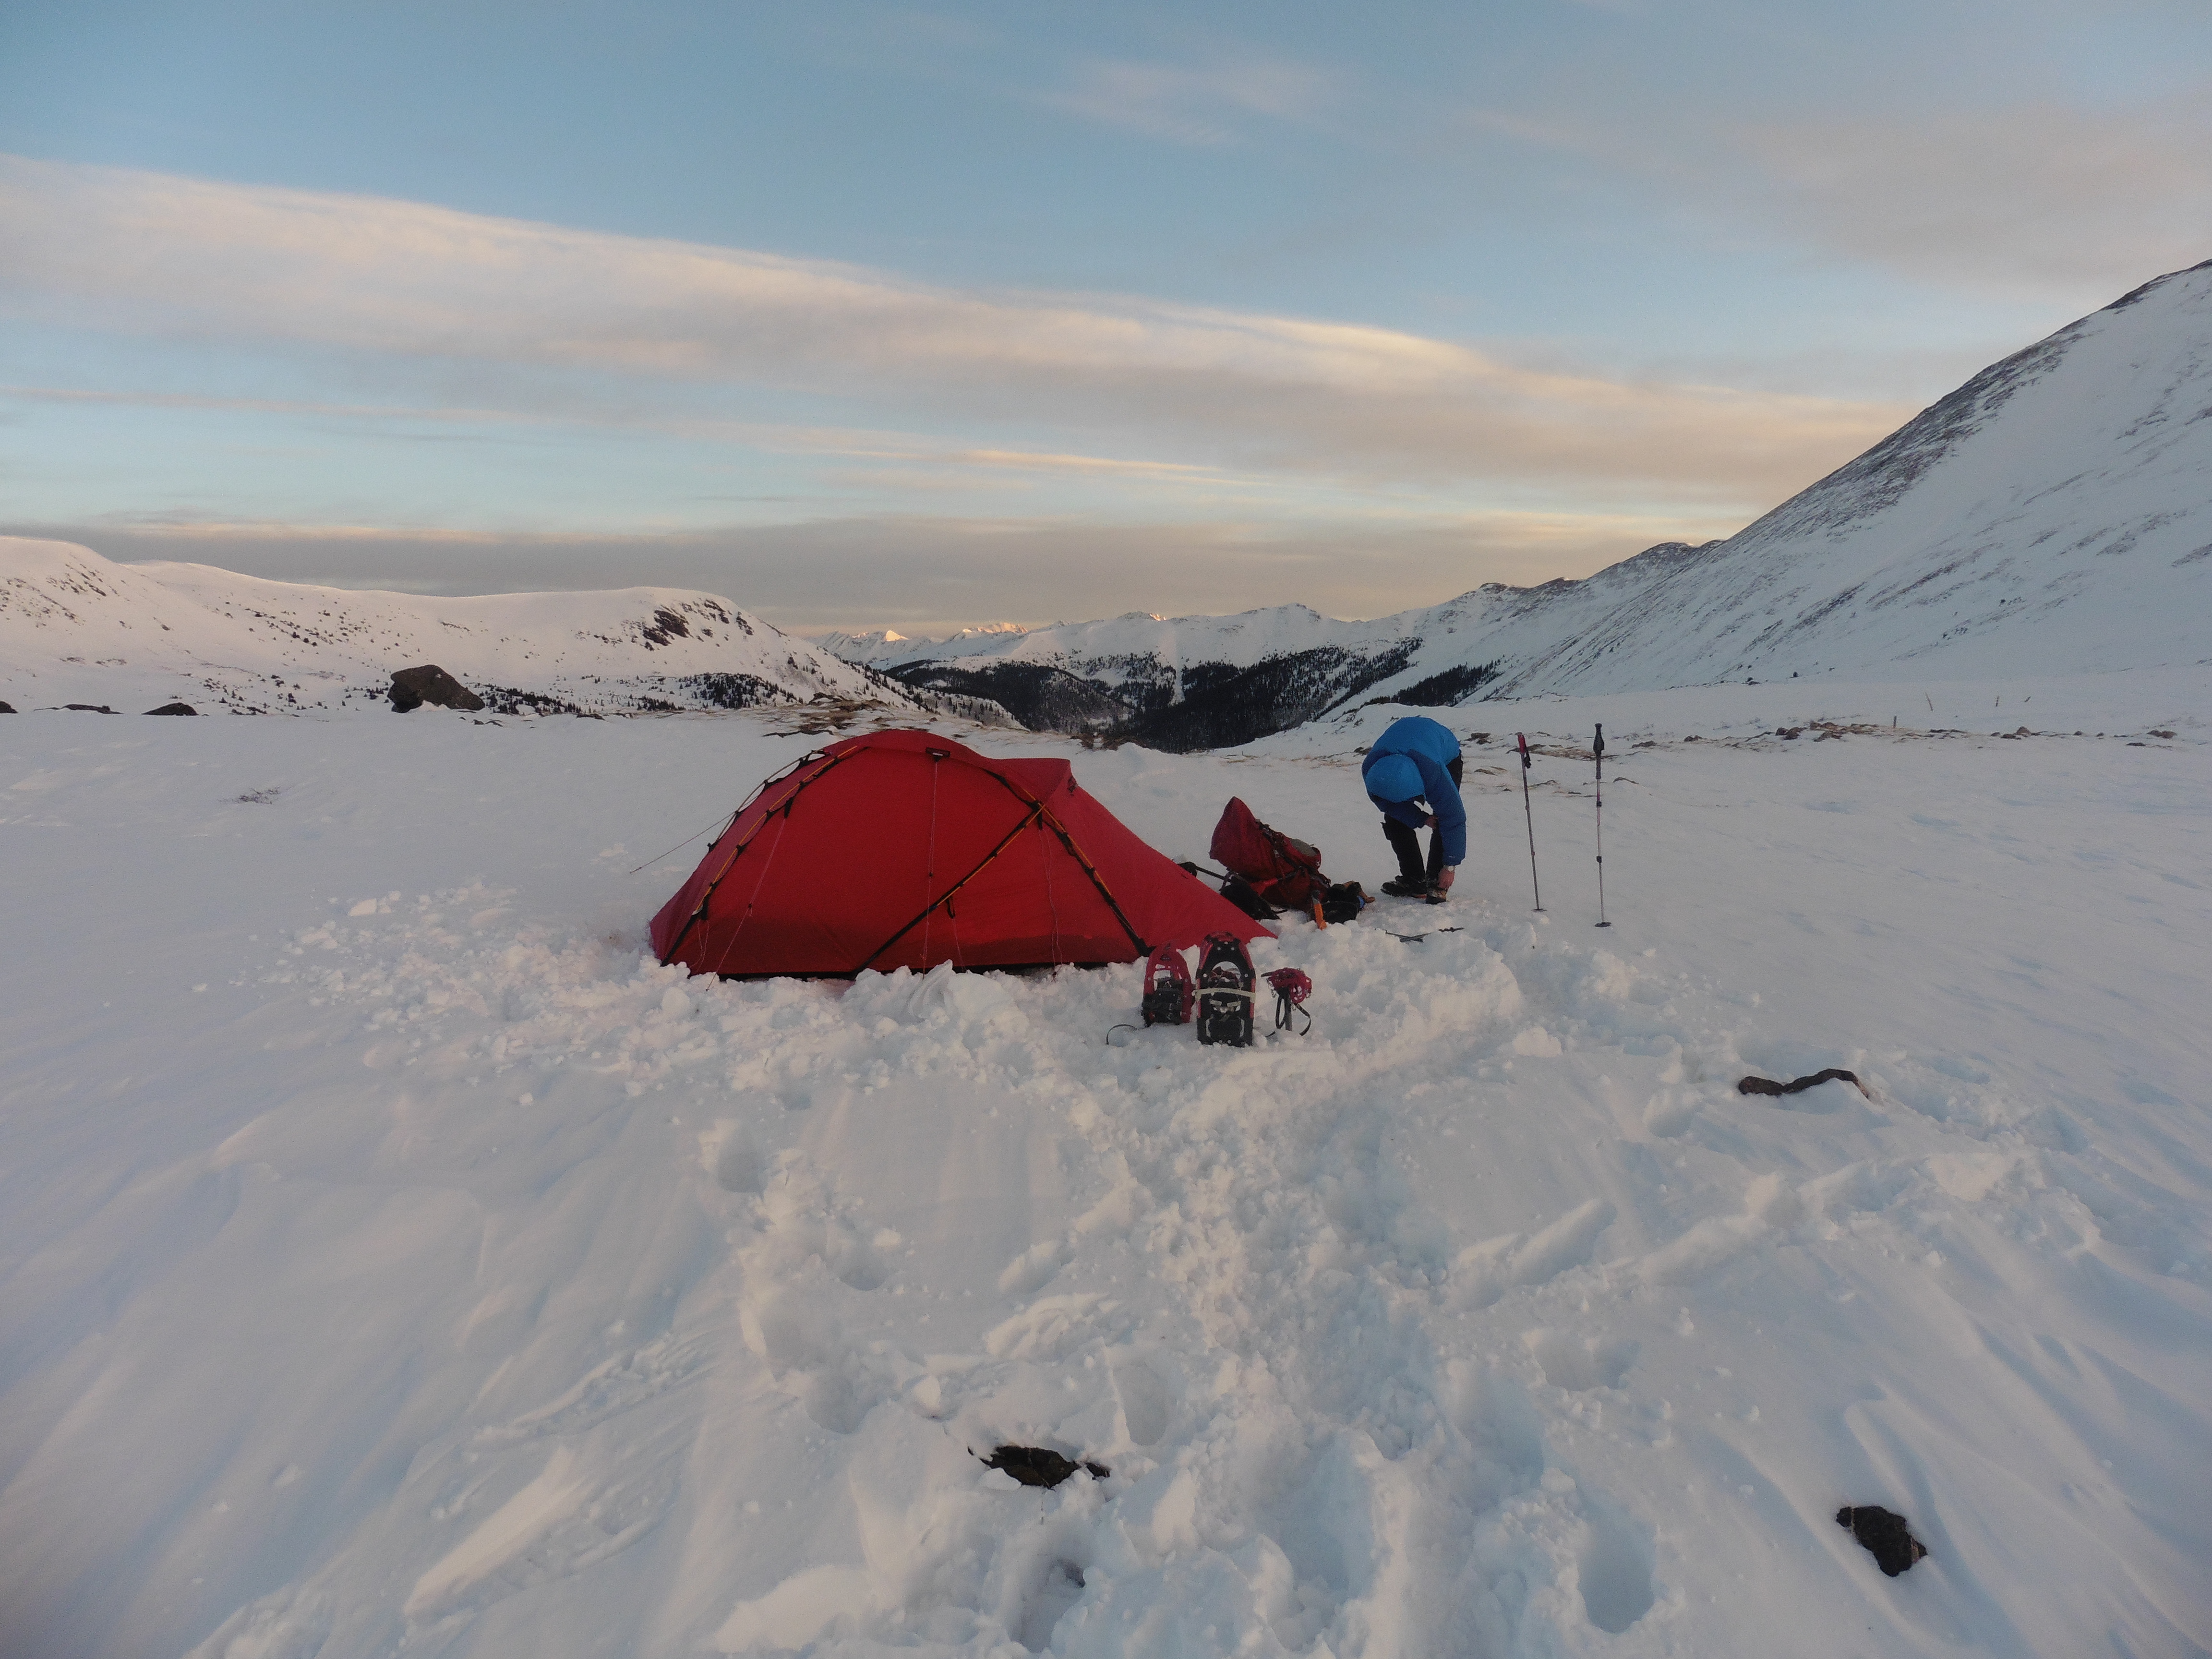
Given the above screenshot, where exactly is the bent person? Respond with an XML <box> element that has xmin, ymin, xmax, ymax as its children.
<box><xmin>1361</xmin><ymin>715</ymin><xmax>1465</xmax><ymax>900</ymax></box>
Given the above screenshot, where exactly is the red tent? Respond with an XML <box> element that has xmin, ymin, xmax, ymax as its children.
<box><xmin>650</xmin><ymin>730</ymin><xmax>1274</xmax><ymax>978</ymax></box>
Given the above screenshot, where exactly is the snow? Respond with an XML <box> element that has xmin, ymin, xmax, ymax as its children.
<box><xmin>0</xmin><ymin>537</ymin><xmax>915</xmax><ymax>715</ymax></box>
<box><xmin>863</xmin><ymin>602</ymin><xmax>1351</xmax><ymax>692</ymax></box>
<box><xmin>845</xmin><ymin>261</ymin><xmax>2212</xmax><ymax>712</ymax></box>
<box><xmin>2</xmin><ymin>673</ymin><xmax>2206</xmax><ymax>1658</ymax></box>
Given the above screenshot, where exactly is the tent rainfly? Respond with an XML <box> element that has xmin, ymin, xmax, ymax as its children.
<box><xmin>650</xmin><ymin>729</ymin><xmax>1274</xmax><ymax>978</ymax></box>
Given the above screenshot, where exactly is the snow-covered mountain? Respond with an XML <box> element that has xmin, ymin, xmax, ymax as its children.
<box><xmin>838</xmin><ymin>259</ymin><xmax>2212</xmax><ymax>746</ymax></box>
<box><xmin>0</xmin><ymin>538</ymin><xmax>938</xmax><ymax>717</ymax></box>
<box><xmin>815</xmin><ymin>628</ymin><xmax>918</xmax><ymax>664</ymax></box>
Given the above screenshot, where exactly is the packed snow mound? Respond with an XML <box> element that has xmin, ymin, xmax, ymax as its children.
<box><xmin>834</xmin><ymin>261</ymin><xmax>2212</xmax><ymax>730</ymax></box>
<box><xmin>0</xmin><ymin>537</ymin><xmax>924</xmax><ymax>715</ymax></box>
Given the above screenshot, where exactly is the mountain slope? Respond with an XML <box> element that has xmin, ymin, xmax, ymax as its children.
<box><xmin>860</xmin><ymin>605</ymin><xmax>1446</xmax><ymax>748</ymax></box>
<box><xmin>0</xmin><ymin>539</ymin><xmax>932</xmax><ymax>716</ymax></box>
<box><xmin>837</xmin><ymin>260</ymin><xmax>2212</xmax><ymax>742</ymax></box>
<box><xmin>1467</xmin><ymin>257</ymin><xmax>2212</xmax><ymax>698</ymax></box>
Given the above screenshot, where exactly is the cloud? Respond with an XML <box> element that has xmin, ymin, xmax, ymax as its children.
<box><xmin>1041</xmin><ymin>56</ymin><xmax>1337</xmax><ymax>144</ymax></box>
<box><xmin>1740</xmin><ymin>100</ymin><xmax>2212</xmax><ymax>296</ymax></box>
<box><xmin>0</xmin><ymin>155</ymin><xmax>1906</xmax><ymax>504</ymax></box>
<box><xmin>1463</xmin><ymin>93</ymin><xmax>2212</xmax><ymax>301</ymax></box>
<box><xmin>0</xmin><ymin>383</ymin><xmax>1237</xmax><ymax>481</ymax></box>
<box><xmin>16</xmin><ymin>509</ymin><xmax>1745</xmax><ymax>637</ymax></box>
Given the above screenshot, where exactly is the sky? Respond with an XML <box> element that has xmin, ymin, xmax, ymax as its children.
<box><xmin>2</xmin><ymin>1</ymin><xmax>2208</xmax><ymax>637</ymax></box>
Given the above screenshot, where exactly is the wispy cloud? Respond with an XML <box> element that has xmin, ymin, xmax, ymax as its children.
<box><xmin>0</xmin><ymin>384</ymin><xmax>1233</xmax><ymax>482</ymax></box>
<box><xmin>1462</xmin><ymin>93</ymin><xmax>2212</xmax><ymax>301</ymax></box>
<box><xmin>1040</xmin><ymin>56</ymin><xmax>1336</xmax><ymax>144</ymax></box>
<box><xmin>0</xmin><ymin>155</ymin><xmax>1907</xmax><ymax>505</ymax></box>
<box><xmin>1740</xmin><ymin>100</ymin><xmax>2212</xmax><ymax>296</ymax></box>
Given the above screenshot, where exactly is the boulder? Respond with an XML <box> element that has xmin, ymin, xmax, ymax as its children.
<box><xmin>0</xmin><ymin>701</ymin><xmax>14</xmax><ymax>713</ymax></box>
<box><xmin>63</xmin><ymin>704</ymin><xmax>117</xmax><ymax>713</ymax></box>
<box><xmin>145</xmin><ymin>702</ymin><xmax>199</xmax><ymax>716</ymax></box>
<box><xmin>388</xmin><ymin>665</ymin><xmax>486</xmax><ymax>713</ymax></box>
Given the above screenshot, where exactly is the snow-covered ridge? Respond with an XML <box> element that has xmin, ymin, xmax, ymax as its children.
<box><xmin>815</xmin><ymin>628</ymin><xmax>916</xmax><ymax>665</ymax></box>
<box><xmin>824</xmin><ymin>621</ymin><xmax>1034</xmax><ymax>667</ymax></box>
<box><xmin>0</xmin><ymin>538</ymin><xmax>926</xmax><ymax>716</ymax></box>
<box><xmin>838</xmin><ymin>260</ymin><xmax>2212</xmax><ymax>735</ymax></box>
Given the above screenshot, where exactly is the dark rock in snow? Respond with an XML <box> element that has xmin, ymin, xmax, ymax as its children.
<box><xmin>979</xmin><ymin>1446</ymin><xmax>1110</xmax><ymax>1488</ymax></box>
<box><xmin>1837</xmin><ymin>1505</ymin><xmax>1928</xmax><ymax>1575</ymax></box>
<box><xmin>0</xmin><ymin>701</ymin><xmax>14</xmax><ymax>713</ymax></box>
<box><xmin>144</xmin><ymin>702</ymin><xmax>199</xmax><ymax>716</ymax></box>
<box><xmin>1739</xmin><ymin>1068</ymin><xmax>1868</xmax><ymax>1099</ymax></box>
<box><xmin>63</xmin><ymin>703</ymin><xmax>117</xmax><ymax>713</ymax></box>
<box><xmin>388</xmin><ymin>665</ymin><xmax>486</xmax><ymax>713</ymax></box>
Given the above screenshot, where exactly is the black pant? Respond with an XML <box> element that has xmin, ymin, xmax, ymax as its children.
<box><xmin>1382</xmin><ymin>756</ymin><xmax>1462</xmax><ymax>885</ymax></box>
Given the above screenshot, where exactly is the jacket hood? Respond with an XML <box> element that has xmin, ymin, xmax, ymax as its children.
<box><xmin>1365</xmin><ymin>752</ymin><xmax>1423</xmax><ymax>803</ymax></box>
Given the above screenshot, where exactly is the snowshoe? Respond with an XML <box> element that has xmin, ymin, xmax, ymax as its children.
<box><xmin>1140</xmin><ymin>945</ymin><xmax>1194</xmax><ymax>1026</ymax></box>
<box><xmin>1193</xmin><ymin>932</ymin><xmax>1256</xmax><ymax>1047</ymax></box>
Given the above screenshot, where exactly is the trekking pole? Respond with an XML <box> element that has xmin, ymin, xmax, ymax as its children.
<box><xmin>1592</xmin><ymin>723</ymin><xmax>1610</xmax><ymax>927</ymax></box>
<box><xmin>1515</xmin><ymin>732</ymin><xmax>1543</xmax><ymax>911</ymax></box>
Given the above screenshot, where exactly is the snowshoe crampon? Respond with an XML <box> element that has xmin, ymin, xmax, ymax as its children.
<box><xmin>1266</xmin><ymin>967</ymin><xmax>1313</xmax><ymax>1035</ymax></box>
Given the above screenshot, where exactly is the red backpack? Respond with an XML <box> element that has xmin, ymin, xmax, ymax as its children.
<box><xmin>1209</xmin><ymin>797</ymin><xmax>1328</xmax><ymax>910</ymax></box>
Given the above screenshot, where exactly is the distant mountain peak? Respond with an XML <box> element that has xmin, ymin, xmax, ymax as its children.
<box><xmin>830</xmin><ymin>259</ymin><xmax>2212</xmax><ymax>744</ymax></box>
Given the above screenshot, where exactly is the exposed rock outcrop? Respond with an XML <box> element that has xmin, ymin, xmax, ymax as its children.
<box><xmin>388</xmin><ymin>665</ymin><xmax>486</xmax><ymax>713</ymax></box>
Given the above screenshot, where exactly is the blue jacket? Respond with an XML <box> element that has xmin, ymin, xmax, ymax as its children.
<box><xmin>1361</xmin><ymin>716</ymin><xmax>1466</xmax><ymax>866</ymax></box>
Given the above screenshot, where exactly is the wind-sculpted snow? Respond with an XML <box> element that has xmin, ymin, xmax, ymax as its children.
<box><xmin>0</xmin><ymin>685</ymin><xmax>2204</xmax><ymax>1657</ymax></box>
<box><xmin>0</xmin><ymin>537</ymin><xmax>925</xmax><ymax>716</ymax></box>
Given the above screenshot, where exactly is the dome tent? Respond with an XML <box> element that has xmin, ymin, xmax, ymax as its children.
<box><xmin>651</xmin><ymin>729</ymin><xmax>1273</xmax><ymax>978</ymax></box>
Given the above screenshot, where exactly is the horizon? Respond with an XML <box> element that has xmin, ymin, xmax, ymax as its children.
<box><xmin>7</xmin><ymin>524</ymin><xmax>1716</xmax><ymax>642</ymax></box>
<box><xmin>5</xmin><ymin>1</ymin><xmax>2209</xmax><ymax>637</ymax></box>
